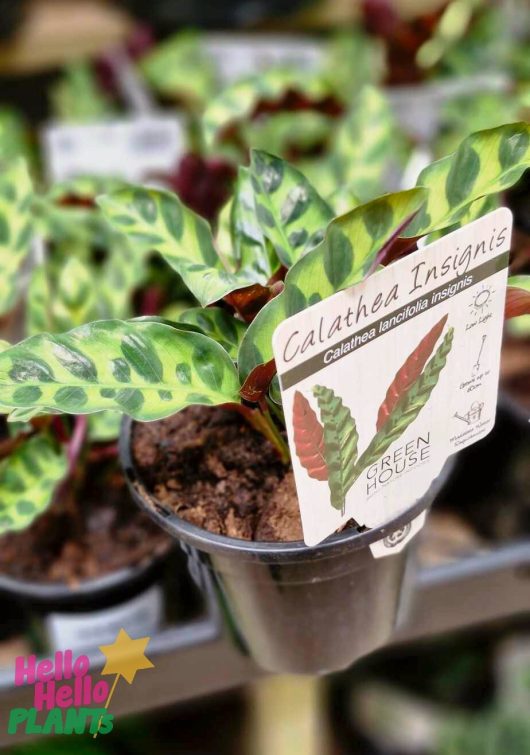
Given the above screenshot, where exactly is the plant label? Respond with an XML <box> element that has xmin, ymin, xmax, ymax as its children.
<box><xmin>273</xmin><ymin>208</ymin><xmax>512</xmax><ymax>546</ymax></box>
<box><xmin>44</xmin><ymin>585</ymin><xmax>163</xmax><ymax>653</ymax></box>
<box><xmin>43</xmin><ymin>115</ymin><xmax>185</xmax><ymax>182</ymax></box>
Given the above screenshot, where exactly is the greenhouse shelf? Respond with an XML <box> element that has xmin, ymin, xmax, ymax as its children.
<box><xmin>0</xmin><ymin>540</ymin><xmax>528</xmax><ymax>742</ymax></box>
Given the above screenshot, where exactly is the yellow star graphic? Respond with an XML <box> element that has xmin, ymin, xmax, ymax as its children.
<box><xmin>99</xmin><ymin>628</ymin><xmax>154</xmax><ymax>685</ymax></box>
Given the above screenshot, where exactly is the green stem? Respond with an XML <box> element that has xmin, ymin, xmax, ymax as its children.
<box><xmin>226</xmin><ymin>403</ymin><xmax>290</xmax><ymax>465</ymax></box>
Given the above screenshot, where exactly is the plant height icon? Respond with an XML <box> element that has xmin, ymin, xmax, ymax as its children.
<box><xmin>293</xmin><ymin>316</ymin><xmax>454</xmax><ymax>513</ymax></box>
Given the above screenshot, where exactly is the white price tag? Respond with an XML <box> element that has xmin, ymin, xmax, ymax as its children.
<box><xmin>45</xmin><ymin>585</ymin><xmax>163</xmax><ymax>653</ymax></box>
<box><xmin>273</xmin><ymin>209</ymin><xmax>512</xmax><ymax>545</ymax></box>
<box><xmin>43</xmin><ymin>116</ymin><xmax>185</xmax><ymax>182</ymax></box>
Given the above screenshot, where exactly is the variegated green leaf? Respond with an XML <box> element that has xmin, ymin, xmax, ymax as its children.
<box><xmin>0</xmin><ymin>434</ymin><xmax>68</xmax><ymax>533</ymax></box>
<box><xmin>178</xmin><ymin>307</ymin><xmax>246</xmax><ymax>359</ymax></box>
<box><xmin>138</xmin><ymin>30</ymin><xmax>216</xmax><ymax>107</ymax></box>
<box><xmin>87</xmin><ymin>410</ymin><xmax>122</xmax><ymax>442</ymax></box>
<box><xmin>0</xmin><ymin>107</ymin><xmax>31</xmax><ymax>162</ymax></box>
<box><xmin>330</xmin><ymin>86</ymin><xmax>397</xmax><ymax>202</ymax></box>
<box><xmin>249</xmin><ymin>150</ymin><xmax>334</xmax><ymax>267</ymax></box>
<box><xmin>327</xmin><ymin>184</ymin><xmax>360</xmax><ymax>216</ymax></box>
<box><xmin>238</xmin><ymin>188</ymin><xmax>427</xmax><ymax>380</ymax></box>
<box><xmin>424</xmin><ymin>193</ymin><xmax>499</xmax><ymax>243</ymax></box>
<box><xmin>52</xmin><ymin>256</ymin><xmax>100</xmax><ymax>331</ymax></box>
<box><xmin>407</xmin><ymin>123</ymin><xmax>530</xmax><ymax>237</ymax></box>
<box><xmin>50</xmin><ymin>62</ymin><xmax>114</xmax><ymax>123</ymax></box>
<box><xmin>323</xmin><ymin>31</ymin><xmax>385</xmax><ymax>101</ymax></box>
<box><xmin>0</xmin><ymin>158</ymin><xmax>35</xmax><ymax>316</ymax></box>
<box><xmin>98</xmin><ymin>237</ymin><xmax>148</xmax><ymax>320</ymax></box>
<box><xmin>243</xmin><ymin>110</ymin><xmax>333</xmax><ymax>156</ymax></box>
<box><xmin>227</xmin><ymin>167</ymin><xmax>277</xmax><ymax>282</ymax></box>
<box><xmin>202</xmin><ymin>68</ymin><xmax>332</xmax><ymax>148</ymax></box>
<box><xmin>27</xmin><ymin>266</ymin><xmax>53</xmax><ymax>336</ymax></box>
<box><xmin>97</xmin><ymin>186</ymin><xmax>256</xmax><ymax>306</ymax></box>
<box><xmin>0</xmin><ymin>320</ymin><xmax>241</xmax><ymax>421</ymax></box>
<box><xmin>47</xmin><ymin>175</ymin><xmax>127</xmax><ymax>202</ymax></box>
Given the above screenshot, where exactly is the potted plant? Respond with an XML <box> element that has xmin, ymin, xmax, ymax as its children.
<box><xmin>0</xmin><ymin>166</ymin><xmax>172</xmax><ymax>654</ymax></box>
<box><xmin>0</xmin><ymin>123</ymin><xmax>529</xmax><ymax>673</ymax></box>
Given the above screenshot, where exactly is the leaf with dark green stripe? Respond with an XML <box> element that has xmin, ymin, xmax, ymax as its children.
<box><xmin>313</xmin><ymin>385</ymin><xmax>358</xmax><ymax>514</ymax></box>
<box><xmin>178</xmin><ymin>307</ymin><xmax>246</xmax><ymax>359</ymax></box>
<box><xmin>225</xmin><ymin>167</ymin><xmax>279</xmax><ymax>282</ymax></box>
<box><xmin>98</xmin><ymin>187</ymin><xmax>259</xmax><ymax>306</ymax></box>
<box><xmin>52</xmin><ymin>256</ymin><xmax>100</xmax><ymax>331</ymax></box>
<box><xmin>238</xmin><ymin>188</ymin><xmax>427</xmax><ymax>382</ymax></box>
<box><xmin>0</xmin><ymin>434</ymin><xmax>67</xmax><ymax>533</ymax></box>
<box><xmin>202</xmin><ymin>67</ymin><xmax>333</xmax><ymax>148</ymax></box>
<box><xmin>0</xmin><ymin>320</ymin><xmax>241</xmax><ymax>421</ymax></box>
<box><xmin>250</xmin><ymin>150</ymin><xmax>333</xmax><ymax>267</ymax></box>
<box><xmin>330</xmin><ymin>86</ymin><xmax>397</xmax><ymax>202</ymax></box>
<box><xmin>138</xmin><ymin>29</ymin><xmax>216</xmax><ymax>107</ymax></box>
<box><xmin>0</xmin><ymin>158</ymin><xmax>35</xmax><ymax>316</ymax></box>
<box><xmin>406</xmin><ymin>123</ymin><xmax>530</xmax><ymax>237</ymax></box>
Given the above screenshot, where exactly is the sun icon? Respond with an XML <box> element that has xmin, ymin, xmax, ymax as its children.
<box><xmin>469</xmin><ymin>285</ymin><xmax>493</xmax><ymax>315</ymax></box>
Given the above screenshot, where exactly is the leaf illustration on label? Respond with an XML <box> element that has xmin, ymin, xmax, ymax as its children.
<box><xmin>355</xmin><ymin>326</ymin><xmax>454</xmax><ymax>479</ymax></box>
<box><xmin>292</xmin><ymin>391</ymin><xmax>328</xmax><ymax>481</ymax></box>
<box><xmin>376</xmin><ymin>314</ymin><xmax>448</xmax><ymax>430</ymax></box>
<box><xmin>313</xmin><ymin>386</ymin><xmax>358</xmax><ymax>514</ymax></box>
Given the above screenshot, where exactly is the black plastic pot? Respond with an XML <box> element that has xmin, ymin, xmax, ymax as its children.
<box><xmin>0</xmin><ymin>554</ymin><xmax>166</xmax><ymax>655</ymax></box>
<box><xmin>121</xmin><ymin>417</ymin><xmax>453</xmax><ymax>674</ymax></box>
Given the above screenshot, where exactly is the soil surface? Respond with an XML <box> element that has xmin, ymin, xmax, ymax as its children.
<box><xmin>0</xmin><ymin>458</ymin><xmax>171</xmax><ymax>585</ymax></box>
<box><xmin>132</xmin><ymin>406</ymin><xmax>307</xmax><ymax>542</ymax></box>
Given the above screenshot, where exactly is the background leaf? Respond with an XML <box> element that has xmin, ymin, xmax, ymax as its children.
<box><xmin>0</xmin><ymin>158</ymin><xmax>34</xmax><ymax>316</ymax></box>
<box><xmin>50</xmin><ymin>61</ymin><xmax>114</xmax><ymax>123</ymax></box>
<box><xmin>202</xmin><ymin>67</ymin><xmax>332</xmax><ymax>149</ymax></box>
<box><xmin>0</xmin><ymin>434</ymin><xmax>67</xmax><ymax>534</ymax></box>
<box><xmin>330</xmin><ymin>86</ymin><xmax>397</xmax><ymax>202</ymax></box>
<box><xmin>139</xmin><ymin>30</ymin><xmax>216</xmax><ymax>107</ymax></box>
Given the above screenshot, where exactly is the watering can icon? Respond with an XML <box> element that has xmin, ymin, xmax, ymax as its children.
<box><xmin>454</xmin><ymin>401</ymin><xmax>484</xmax><ymax>425</ymax></box>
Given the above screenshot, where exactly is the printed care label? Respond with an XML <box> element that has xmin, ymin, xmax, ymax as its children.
<box><xmin>43</xmin><ymin>115</ymin><xmax>185</xmax><ymax>182</ymax></box>
<box><xmin>273</xmin><ymin>209</ymin><xmax>512</xmax><ymax>546</ymax></box>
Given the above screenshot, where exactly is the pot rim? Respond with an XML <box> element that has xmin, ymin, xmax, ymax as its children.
<box><xmin>121</xmin><ymin>416</ymin><xmax>455</xmax><ymax>562</ymax></box>
<box><xmin>0</xmin><ymin>555</ymin><xmax>163</xmax><ymax>603</ymax></box>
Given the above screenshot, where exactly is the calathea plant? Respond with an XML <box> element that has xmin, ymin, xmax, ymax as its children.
<box><xmin>202</xmin><ymin>66</ymin><xmax>403</xmax><ymax>207</ymax></box>
<box><xmin>0</xmin><ymin>124</ymin><xmax>529</xmax><ymax>525</ymax></box>
<box><xmin>0</xmin><ymin>169</ymin><xmax>167</xmax><ymax>535</ymax></box>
